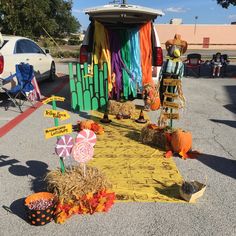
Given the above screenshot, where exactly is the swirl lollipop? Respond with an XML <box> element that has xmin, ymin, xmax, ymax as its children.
<box><xmin>71</xmin><ymin>142</ymin><xmax>94</xmax><ymax>163</ymax></box>
<box><xmin>76</xmin><ymin>129</ymin><xmax>96</xmax><ymax>146</ymax></box>
<box><xmin>55</xmin><ymin>135</ymin><xmax>73</xmax><ymax>157</ymax></box>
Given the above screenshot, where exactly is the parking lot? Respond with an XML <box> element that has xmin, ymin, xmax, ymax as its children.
<box><xmin>0</xmin><ymin>62</ymin><xmax>236</xmax><ymax>235</ymax></box>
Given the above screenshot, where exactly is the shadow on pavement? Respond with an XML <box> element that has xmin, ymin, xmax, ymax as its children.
<box><xmin>8</xmin><ymin>160</ymin><xmax>49</xmax><ymax>192</ymax></box>
<box><xmin>197</xmin><ymin>154</ymin><xmax>236</xmax><ymax>179</ymax></box>
<box><xmin>210</xmin><ymin>119</ymin><xmax>236</xmax><ymax>128</ymax></box>
<box><xmin>224</xmin><ymin>104</ymin><xmax>236</xmax><ymax>114</ymax></box>
<box><xmin>155</xmin><ymin>183</ymin><xmax>182</xmax><ymax>201</ymax></box>
<box><xmin>2</xmin><ymin>198</ymin><xmax>28</xmax><ymax>223</ymax></box>
<box><xmin>0</xmin><ymin>155</ymin><xmax>20</xmax><ymax>168</ymax></box>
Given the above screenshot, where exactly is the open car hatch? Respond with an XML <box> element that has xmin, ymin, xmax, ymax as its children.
<box><xmin>84</xmin><ymin>4</ymin><xmax>164</xmax><ymax>24</ymax></box>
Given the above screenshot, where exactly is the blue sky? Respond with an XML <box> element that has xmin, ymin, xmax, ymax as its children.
<box><xmin>72</xmin><ymin>0</ymin><xmax>236</xmax><ymax>31</ymax></box>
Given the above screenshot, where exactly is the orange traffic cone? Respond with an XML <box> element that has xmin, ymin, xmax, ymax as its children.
<box><xmin>135</xmin><ymin>110</ymin><xmax>147</xmax><ymax>123</ymax></box>
<box><xmin>100</xmin><ymin>111</ymin><xmax>112</xmax><ymax>123</ymax></box>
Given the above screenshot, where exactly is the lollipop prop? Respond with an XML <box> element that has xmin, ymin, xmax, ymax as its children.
<box><xmin>72</xmin><ymin>129</ymin><xmax>96</xmax><ymax>177</ymax></box>
<box><xmin>55</xmin><ymin>135</ymin><xmax>74</xmax><ymax>170</ymax></box>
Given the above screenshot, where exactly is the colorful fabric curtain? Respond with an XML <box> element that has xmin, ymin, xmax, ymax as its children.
<box><xmin>139</xmin><ymin>21</ymin><xmax>153</xmax><ymax>87</ymax></box>
<box><xmin>119</xmin><ymin>30</ymin><xmax>132</xmax><ymax>99</ymax></box>
<box><xmin>109</xmin><ymin>30</ymin><xmax>123</xmax><ymax>99</ymax></box>
<box><xmin>93</xmin><ymin>21</ymin><xmax>112</xmax><ymax>92</ymax></box>
<box><xmin>129</xmin><ymin>27</ymin><xmax>142</xmax><ymax>92</ymax></box>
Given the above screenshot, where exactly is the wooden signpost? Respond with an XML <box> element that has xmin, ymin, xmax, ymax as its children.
<box><xmin>43</xmin><ymin>95</ymin><xmax>71</xmax><ymax>174</ymax></box>
<box><xmin>162</xmin><ymin>78</ymin><xmax>181</xmax><ymax>127</ymax></box>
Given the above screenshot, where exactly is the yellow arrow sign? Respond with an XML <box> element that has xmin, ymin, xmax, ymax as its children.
<box><xmin>163</xmin><ymin>101</ymin><xmax>179</xmax><ymax>109</ymax></box>
<box><xmin>42</xmin><ymin>96</ymin><xmax>65</xmax><ymax>104</ymax></box>
<box><xmin>163</xmin><ymin>112</ymin><xmax>179</xmax><ymax>120</ymax></box>
<box><xmin>163</xmin><ymin>79</ymin><xmax>181</xmax><ymax>86</ymax></box>
<box><xmin>44</xmin><ymin>109</ymin><xmax>70</xmax><ymax>121</ymax></box>
<box><xmin>44</xmin><ymin>123</ymin><xmax>72</xmax><ymax>139</ymax></box>
<box><xmin>163</xmin><ymin>92</ymin><xmax>179</xmax><ymax>99</ymax></box>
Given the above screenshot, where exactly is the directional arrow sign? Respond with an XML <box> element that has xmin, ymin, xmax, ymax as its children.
<box><xmin>163</xmin><ymin>112</ymin><xmax>179</xmax><ymax>120</ymax></box>
<box><xmin>44</xmin><ymin>124</ymin><xmax>72</xmax><ymax>139</ymax></box>
<box><xmin>163</xmin><ymin>79</ymin><xmax>181</xmax><ymax>86</ymax></box>
<box><xmin>163</xmin><ymin>101</ymin><xmax>179</xmax><ymax>109</ymax></box>
<box><xmin>42</xmin><ymin>96</ymin><xmax>65</xmax><ymax>104</ymax></box>
<box><xmin>44</xmin><ymin>109</ymin><xmax>70</xmax><ymax>121</ymax></box>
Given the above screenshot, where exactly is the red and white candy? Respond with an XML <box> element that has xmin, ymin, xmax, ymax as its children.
<box><xmin>72</xmin><ymin>142</ymin><xmax>94</xmax><ymax>163</ymax></box>
<box><xmin>55</xmin><ymin>135</ymin><xmax>74</xmax><ymax>157</ymax></box>
<box><xmin>76</xmin><ymin>129</ymin><xmax>96</xmax><ymax>146</ymax></box>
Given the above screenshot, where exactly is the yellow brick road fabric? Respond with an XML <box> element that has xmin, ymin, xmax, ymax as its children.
<box><xmin>90</xmin><ymin>110</ymin><xmax>184</xmax><ymax>202</ymax></box>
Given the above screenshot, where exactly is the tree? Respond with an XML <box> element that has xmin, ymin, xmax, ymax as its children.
<box><xmin>216</xmin><ymin>0</ymin><xmax>236</xmax><ymax>8</ymax></box>
<box><xmin>0</xmin><ymin>0</ymin><xmax>80</xmax><ymax>37</ymax></box>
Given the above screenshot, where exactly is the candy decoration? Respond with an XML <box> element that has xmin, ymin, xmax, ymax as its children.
<box><xmin>76</xmin><ymin>129</ymin><xmax>97</xmax><ymax>146</ymax></box>
<box><xmin>55</xmin><ymin>135</ymin><xmax>74</xmax><ymax>157</ymax></box>
<box><xmin>27</xmin><ymin>199</ymin><xmax>54</xmax><ymax>210</ymax></box>
<box><xmin>72</xmin><ymin>142</ymin><xmax>94</xmax><ymax>163</ymax></box>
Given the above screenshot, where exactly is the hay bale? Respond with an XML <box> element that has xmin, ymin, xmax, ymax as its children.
<box><xmin>120</xmin><ymin>101</ymin><xmax>135</xmax><ymax>116</ymax></box>
<box><xmin>45</xmin><ymin>165</ymin><xmax>112</xmax><ymax>203</ymax></box>
<box><xmin>140</xmin><ymin>125</ymin><xmax>172</xmax><ymax>150</ymax></box>
<box><xmin>107</xmin><ymin>100</ymin><xmax>136</xmax><ymax>116</ymax></box>
<box><xmin>107</xmin><ymin>100</ymin><xmax>122</xmax><ymax>115</ymax></box>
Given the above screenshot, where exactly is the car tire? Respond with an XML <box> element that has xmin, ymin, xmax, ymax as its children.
<box><xmin>49</xmin><ymin>62</ymin><xmax>56</xmax><ymax>81</ymax></box>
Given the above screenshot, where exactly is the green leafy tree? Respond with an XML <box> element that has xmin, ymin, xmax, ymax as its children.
<box><xmin>0</xmin><ymin>0</ymin><xmax>80</xmax><ymax>37</ymax></box>
<box><xmin>217</xmin><ymin>0</ymin><xmax>236</xmax><ymax>8</ymax></box>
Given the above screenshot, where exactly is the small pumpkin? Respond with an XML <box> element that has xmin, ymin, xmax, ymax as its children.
<box><xmin>80</xmin><ymin>120</ymin><xmax>94</xmax><ymax>130</ymax></box>
<box><xmin>171</xmin><ymin>129</ymin><xmax>192</xmax><ymax>154</ymax></box>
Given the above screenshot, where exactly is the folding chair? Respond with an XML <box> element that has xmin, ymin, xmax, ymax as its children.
<box><xmin>0</xmin><ymin>63</ymin><xmax>35</xmax><ymax>112</ymax></box>
<box><xmin>184</xmin><ymin>53</ymin><xmax>203</xmax><ymax>77</ymax></box>
<box><xmin>221</xmin><ymin>54</ymin><xmax>230</xmax><ymax>76</ymax></box>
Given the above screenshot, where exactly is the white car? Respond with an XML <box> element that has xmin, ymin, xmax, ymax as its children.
<box><xmin>0</xmin><ymin>35</ymin><xmax>55</xmax><ymax>89</ymax></box>
<box><xmin>80</xmin><ymin>3</ymin><xmax>164</xmax><ymax>87</ymax></box>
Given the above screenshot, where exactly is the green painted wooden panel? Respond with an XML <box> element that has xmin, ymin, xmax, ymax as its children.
<box><xmin>68</xmin><ymin>63</ymin><xmax>74</xmax><ymax>81</ymax></box>
<box><xmin>99</xmin><ymin>70</ymin><xmax>104</xmax><ymax>97</ymax></box>
<box><xmin>84</xmin><ymin>90</ymin><xmax>91</xmax><ymax>111</ymax></box>
<box><xmin>103</xmin><ymin>62</ymin><xmax>108</xmax><ymax>80</ymax></box>
<box><xmin>76</xmin><ymin>64</ymin><xmax>81</xmax><ymax>82</ymax></box>
<box><xmin>100</xmin><ymin>97</ymin><xmax>106</xmax><ymax>110</ymax></box>
<box><xmin>69</xmin><ymin>62</ymin><xmax>108</xmax><ymax>112</ymax></box>
<box><xmin>71</xmin><ymin>91</ymin><xmax>77</xmax><ymax>111</ymax></box>
<box><xmin>76</xmin><ymin>81</ymin><xmax>83</xmax><ymax>110</ymax></box>
<box><xmin>83</xmin><ymin>63</ymin><xmax>89</xmax><ymax>90</ymax></box>
<box><xmin>93</xmin><ymin>64</ymin><xmax>99</xmax><ymax>93</ymax></box>
<box><xmin>92</xmin><ymin>97</ymin><xmax>99</xmax><ymax>110</ymax></box>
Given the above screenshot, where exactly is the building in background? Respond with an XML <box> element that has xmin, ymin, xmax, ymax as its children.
<box><xmin>156</xmin><ymin>22</ymin><xmax>236</xmax><ymax>50</ymax></box>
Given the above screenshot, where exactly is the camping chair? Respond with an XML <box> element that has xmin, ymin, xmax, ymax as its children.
<box><xmin>0</xmin><ymin>63</ymin><xmax>35</xmax><ymax>112</ymax></box>
<box><xmin>221</xmin><ymin>54</ymin><xmax>230</xmax><ymax>76</ymax></box>
<box><xmin>184</xmin><ymin>53</ymin><xmax>203</xmax><ymax>77</ymax></box>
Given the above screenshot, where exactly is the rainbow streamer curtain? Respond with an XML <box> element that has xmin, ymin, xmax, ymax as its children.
<box><xmin>92</xmin><ymin>21</ymin><xmax>153</xmax><ymax>99</ymax></box>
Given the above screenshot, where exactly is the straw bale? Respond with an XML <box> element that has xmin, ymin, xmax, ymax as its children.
<box><xmin>140</xmin><ymin>125</ymin><xmax>173</xmax><ymax>150</ymax></box>
<box><xmin>45</xmin><ymin>165</ymin><xmax>112</xmax><ymax>203</ymax></box>
<box><xmin>107</xmin><ymin>100</ymin><xmax>135</xmax><ymax>116</ymax></box>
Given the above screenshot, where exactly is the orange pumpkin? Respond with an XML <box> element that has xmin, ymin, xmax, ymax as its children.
<box><xmin>171</xmin><ymin>129</ymin><xmax>192</xmax><ymax>154</ymax></box>
<box><xmin>150</xmin><ymin>97</ymin><xmax>160</xmax><ymax>111</ymax></box>
<box><xmin>80</xmin><ymin>120</ymin><xmax>94</xmax><ymax>130</ymax></box>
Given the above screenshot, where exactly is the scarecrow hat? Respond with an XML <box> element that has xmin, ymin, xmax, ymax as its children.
<box><xmin>165</xmin><ymin>34</ymin><xmax>188</xmax><ymax>55</ymax></box>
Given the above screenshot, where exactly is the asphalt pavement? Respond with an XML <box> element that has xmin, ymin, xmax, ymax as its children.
<box><xmin>0</xmin><ymin>62</ymin><xmax>235</xmax><ymax>236</ymax></box>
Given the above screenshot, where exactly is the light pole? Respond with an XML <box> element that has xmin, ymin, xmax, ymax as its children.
<box><xmin>194</xmin><ymin>16</ymin><xmax>198</xmax><ymax>35</ymax></box>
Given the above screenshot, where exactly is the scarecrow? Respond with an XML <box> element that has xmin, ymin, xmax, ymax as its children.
<box><xmin>157</xmin><ymin>34</ymin><xmax>188</xmax><ymax>127</ymax></box>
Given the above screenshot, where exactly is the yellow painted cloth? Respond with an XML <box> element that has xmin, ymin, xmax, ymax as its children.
<box><xmin>89</xmin><ymin>110</ymin><xmax>184</xmax><ymax>202</ymax></box>
<box><xmin>93</xmin><ymin>21</ymin><xmax>112</xmax><ymax>92</ymax></box>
